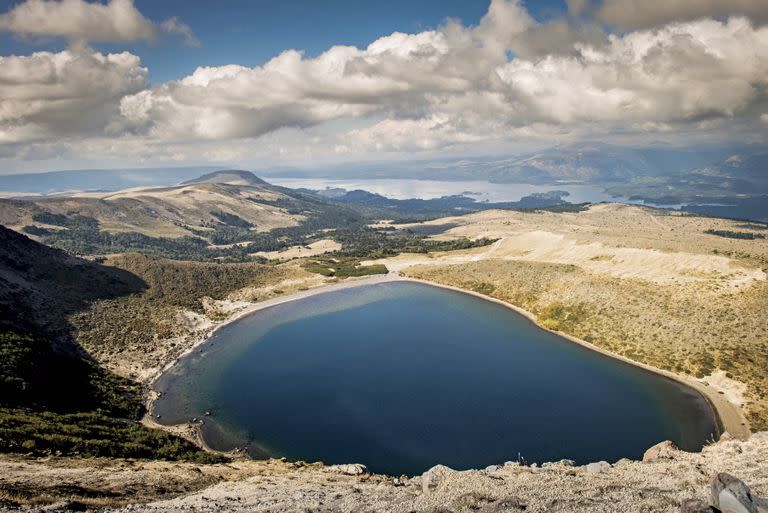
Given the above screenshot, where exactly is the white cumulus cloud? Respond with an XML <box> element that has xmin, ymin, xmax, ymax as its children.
<box><xmin>0</xmin><ymin>0</ymin><xmax>199</xmax><ymax>46</ymax></box>
<box><xmin>115</xmin><ymin>3</ymin><xmax>768</xmax><ymax>153</ymax></box>
<box><xmin>1</xmin><ymin>0</ymin><xmax>768</xmax><ymax>165</ymax></box>
<box><xmin>0</xmin><ymin>48</ymin><xmax>147</xmax><ymax>143</ymax></box>
<box><xmin>0</xmin><ymin>0</ymin><xmax>155</xmax><ymax>43</ymax></box>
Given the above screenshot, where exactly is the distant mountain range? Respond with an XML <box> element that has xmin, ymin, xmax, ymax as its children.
<box><xmin>0</xmin><ymin>166</ymin><xmax>220</xmax><ymax>195</ymax></box>
<box><xmin>0</xmin><ymin>170</ymin><xmax>583</xmax><ymax>262</ymax></box>
<box><xmin>0</xmin><ymin>144</ymin><xmax>765</xmax><ymax>221</ymax></box>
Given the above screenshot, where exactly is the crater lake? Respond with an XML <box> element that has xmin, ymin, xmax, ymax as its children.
<box><xmin>153</xmin><ymin>281</ymin><xmax>718</xmax><ymax>476</ymax></box>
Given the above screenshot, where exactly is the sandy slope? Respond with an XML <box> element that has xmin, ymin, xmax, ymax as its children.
<box><xmin>367</xmin><ymin>204</ymin><xmax>766</xmax><ymax>289</ymax></box>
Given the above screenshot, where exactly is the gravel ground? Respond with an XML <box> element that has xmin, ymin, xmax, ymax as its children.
<box><xmin>2</xmin><ymin>433</ymin><xmax>766</xmax><ymax>513</ymax></box>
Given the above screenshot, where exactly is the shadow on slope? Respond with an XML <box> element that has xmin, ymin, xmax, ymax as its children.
<box><xmin>0</xmin><ymin>226</ymin><xmax>222</xmax><ymax>462</ymax></box>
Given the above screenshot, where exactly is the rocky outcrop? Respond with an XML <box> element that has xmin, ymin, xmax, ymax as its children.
<box><xmin>679</xmin><ymin>473</ymin><xmax>768</xmax><ymax>513</ymax></box>
<box><xmin>643</xmin><ymin>440</ymin><xmax>679</xmax><ymax>462</ymax></box>
<box><xmin>709</xmin><ymin>473</ymin><xmax>768</xmax><ymax>513</ymax></box>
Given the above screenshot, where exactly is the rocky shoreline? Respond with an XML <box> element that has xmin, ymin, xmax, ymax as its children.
<box><xmin>399</xmin><ymin>276</ymin><xmax>750</xmax><ymax>439</ymax></box>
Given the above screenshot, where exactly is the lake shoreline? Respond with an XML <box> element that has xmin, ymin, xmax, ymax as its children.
<box><xmin>397</xmin><ymin>276</ymin><xmax>747</xmax><ymax>439</ymax></box>
<box><xmin>144</xmin><ymin>274</ymin><xmax>403</xmax><ymax>457</ymax></box>
<box><xmin>145</xmin><ymin>271</ymin><xmax>748</xmax><ymax>467</ymax></box>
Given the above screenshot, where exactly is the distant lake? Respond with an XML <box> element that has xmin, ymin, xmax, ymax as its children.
<box><xmin>153</xmin><ymin>281</ymin><xmax>717</xmax><ymax>476</ymax></box>
<box><xmin>268</xmin><ymin>177</ymin><xmax>679</xmax><ymax>206</ymax></box>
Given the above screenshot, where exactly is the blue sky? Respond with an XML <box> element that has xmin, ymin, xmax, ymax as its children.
<box><xmin>0</xmin><ymin>0</ymin><xmax>568</xmax><ymax>82</ymax></box>
<box><xmin>0</xmin><ymin>0</ymin><xmax>766</xmax><ymax>172</ymax></box>
<box><xmin>0</xmin><ymin>0</ymin><xmax>565</xmax><ymax>83</ymax></box>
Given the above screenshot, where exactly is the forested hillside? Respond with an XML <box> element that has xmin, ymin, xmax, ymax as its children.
<box><xmin>0</xmin><ymin>226</ymin><xmax>221</xmax><ymax>462</ymax></box>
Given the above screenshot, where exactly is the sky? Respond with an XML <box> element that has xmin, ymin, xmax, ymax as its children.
<box><xmin>0</xmin><ymin>0</ymin><xmax>767</xmax><ymax>173</ymax></box>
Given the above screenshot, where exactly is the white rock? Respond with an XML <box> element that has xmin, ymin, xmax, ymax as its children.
<box><xmin>331</xmin><ymin>463</ymin><xmax>368</xmax><ymax>476</ymax></box>
<box><xmin>584</xmin><ymin>461</ymin><xmax>611</xmax><ymax>474</ymax></box>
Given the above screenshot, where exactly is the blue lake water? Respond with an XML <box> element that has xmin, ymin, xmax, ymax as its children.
<box><xmin>153</xmin><ymin>281</ymin><xmax>718</xmax><ymax>476</ymax></box>
<box><xmin>267</xmin><ymin>177</ymin><xmax>683</xmax><ymax>208</ymax></box>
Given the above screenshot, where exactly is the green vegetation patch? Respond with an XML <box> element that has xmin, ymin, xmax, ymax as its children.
<box><xmin>331</xmin><ymin>228</ymin><xmax>498</xmax><ymax>259</ymax></box>
<box><xmin>538</xmin><ymin>302</ymin><xmax>589</xmax><ymax>332</ymax></box>
<box><xmin>705</xmin><ymin>229</ymin><xmax>765</xmax><ymax>240</ymax></box>
<box><xmin>0</xmin><ymin>408</ymin><xmax>221</xmax><ymax>462</ymax></box>
<box><xmin>470</xmin><ymin>281</ymin><xmax>496</xmax><ymax>295</ymax></box>
<box><xmin>303</xmin><ymin>258</ymin><xmax>388</xmax><ymax>278</ymax></box>
<box><xmin>210</xmin><ymin>210</ymin><xmax>253</xmax><ymax>228</ymax></box>
<box><xmin>0</xmin><ymin>227</ymin><xmax>224</xmax><ymax>461</ymax></box>
<box><xmin>72</xmin><ymin>254</ymin><xmax>295</xmax><ymax>354</ymax></box>
<box><xmin>0</xmin><ymin>326</ymin><xmax>222</xmax><ymax>463</ymax></box>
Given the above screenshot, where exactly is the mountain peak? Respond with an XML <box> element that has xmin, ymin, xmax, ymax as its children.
<box><xmin>182</xmin><ymin>170</ymin><xmax>268</xmax><ymax>186</ymax></box>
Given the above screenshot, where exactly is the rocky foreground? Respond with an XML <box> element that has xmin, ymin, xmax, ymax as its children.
<box><xmin>1</xmin><ymin>433</ymin><xmax>766</xmax><ymax>513</ymax></box>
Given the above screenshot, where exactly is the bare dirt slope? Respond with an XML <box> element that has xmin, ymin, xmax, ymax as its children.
<box><xmin>372</xmin><ymin>204</ymin><xmax>767</xmax><ymax>289</ymax></box>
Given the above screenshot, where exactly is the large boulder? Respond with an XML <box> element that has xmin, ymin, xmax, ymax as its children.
<box><xmin>643</xmin><ymin>440</ymin><xmax>678</xmax><ymax>462</ymax></box>
<box><xmin>710</xmin><ymin>473</ymin><xmax>768</xmax><ymax>513</ymax></box>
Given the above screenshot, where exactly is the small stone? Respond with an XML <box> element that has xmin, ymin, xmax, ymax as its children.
<box><xmin>584</xmin><ymin>461</ymin><xmax>611</xmax><ymax>474</ymax></box>
<box><xmin>643</xmin><ymin>440</ymin><xmax>678</xmax><ymax>462</ymax></box>
<box><xmin>710</xmin><ymin>473</ymin><xmax>768</xmax><ymax>513</ymax></box>
<box><xmin>680</xmin><ymin>498</ymin><xmax>717</xmax><ymax>513</ymax></box>
<box><xmin>485</xmin><ymin>464</ymin><xmax>501</xmax><ymax>471</ymax></box>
